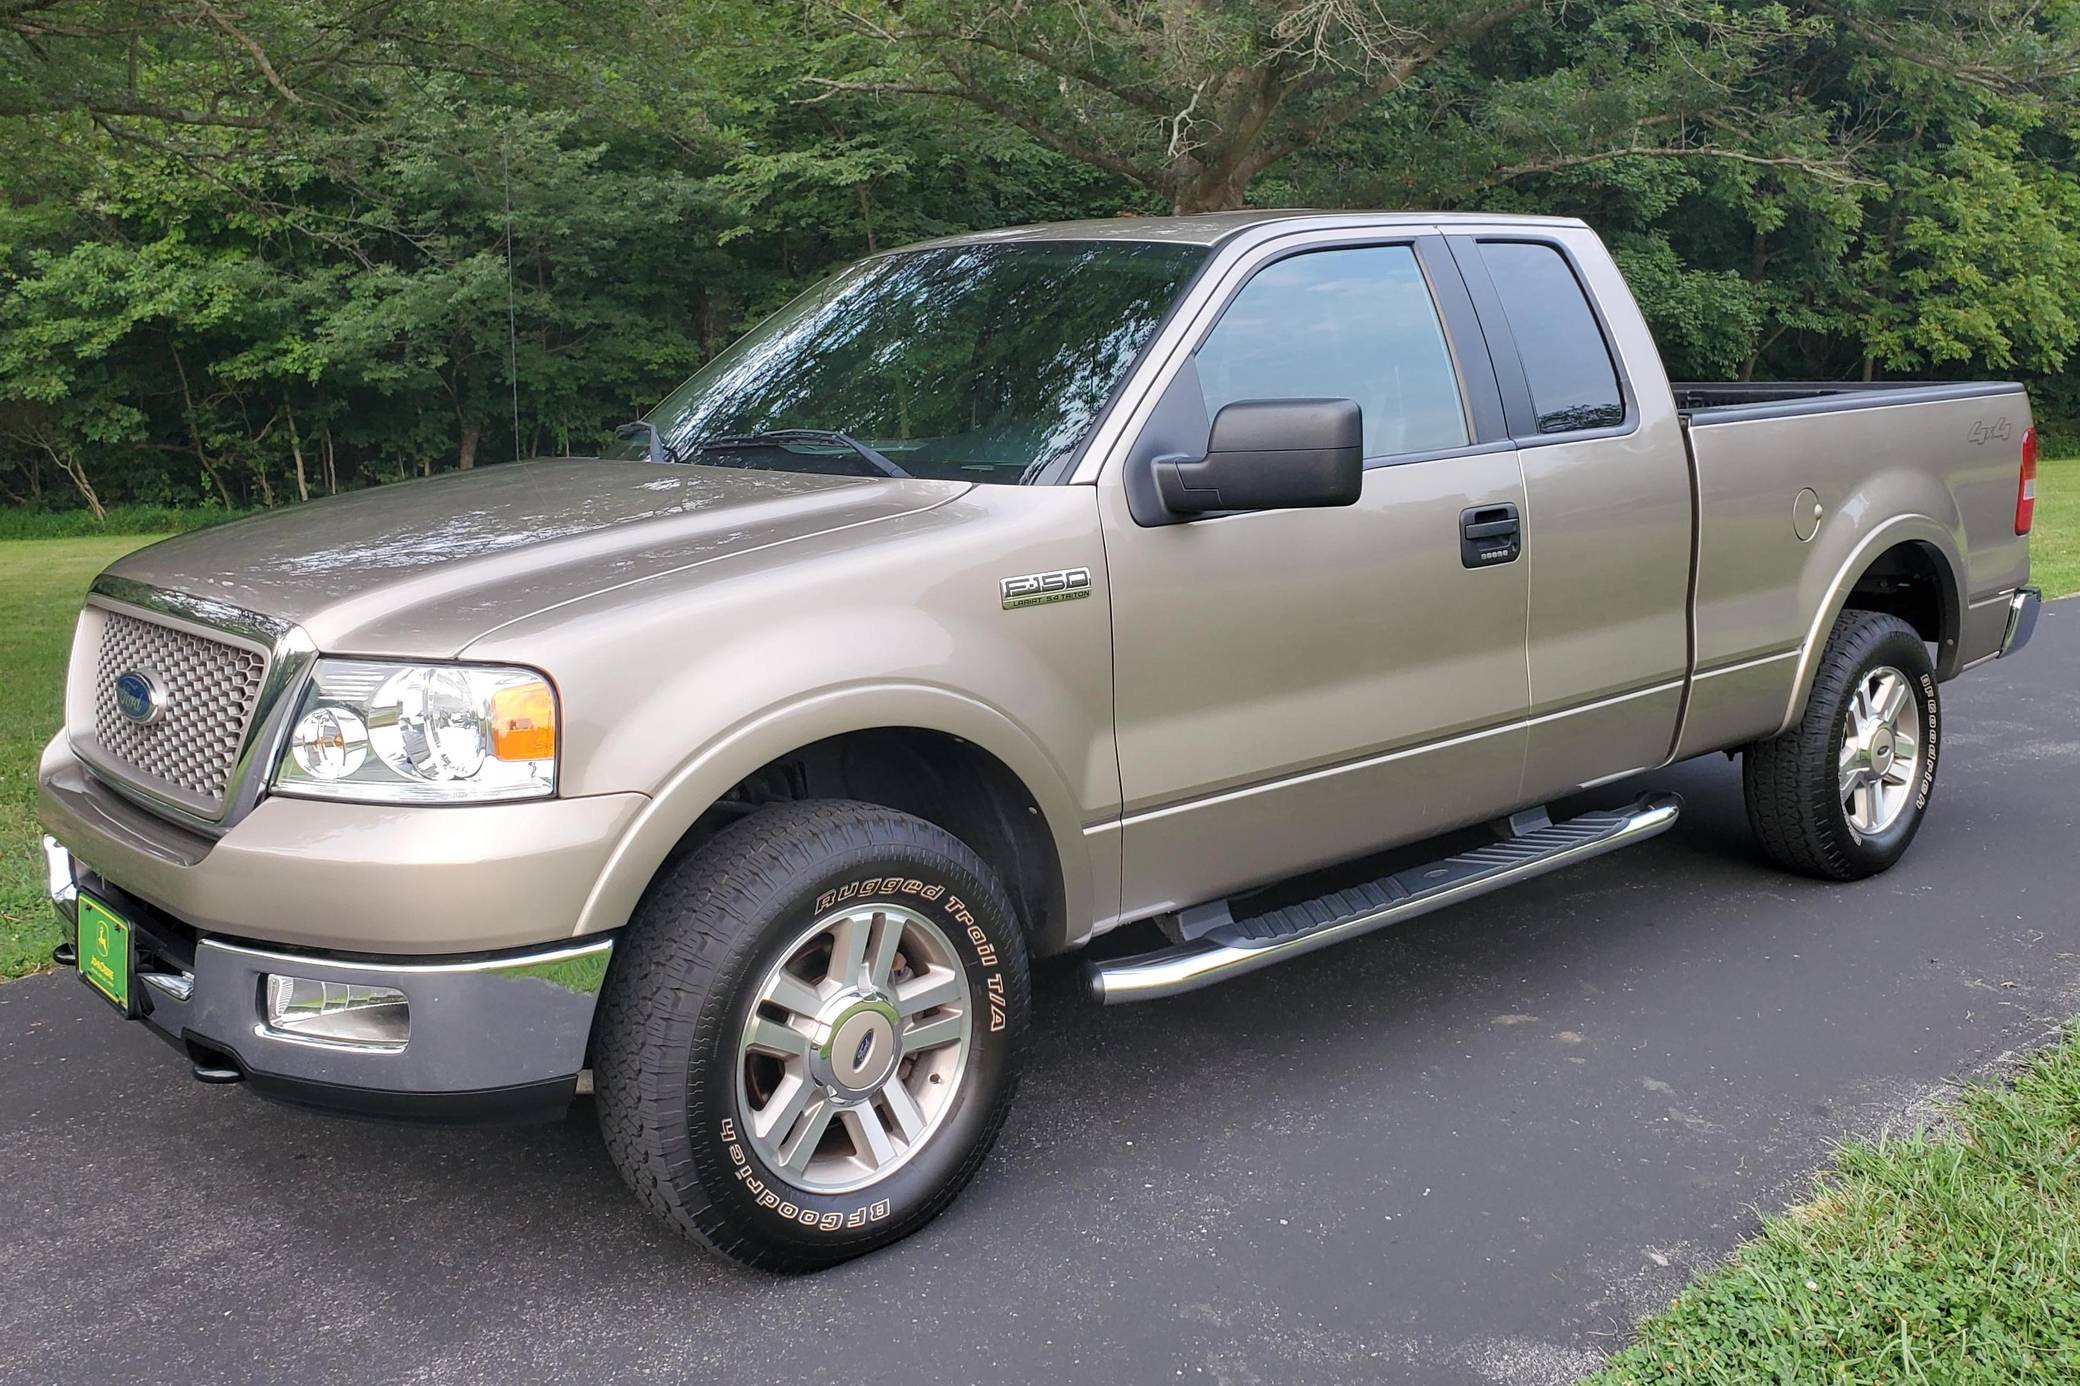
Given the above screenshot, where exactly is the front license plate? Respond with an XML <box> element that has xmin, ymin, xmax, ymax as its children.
<box><xmin>77</xmin><ymin>893</ymin><xmax>133</xmax><ymax>1013</ymax></box>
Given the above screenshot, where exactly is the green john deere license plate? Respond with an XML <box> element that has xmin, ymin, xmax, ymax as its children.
<box><xmin>77</xmin><ymin>893</ymin><xmax>133</xmax><ymax>1012</ymax></box>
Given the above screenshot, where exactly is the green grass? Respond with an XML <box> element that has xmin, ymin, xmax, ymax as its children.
<box><xmin>0</xmin><ymin>504</ymin><xmax>251</xmax><ymax>542</ymax></box>
<box><xmin>1585</xmin><ymin>1027</ymin><xmax>2080</xmax><ymax>1384</ymax></box>
<box><xmin>0</xmin><ymin>534</ymin><xmax>164</xmax><ymax>977</ymax></box>
<box><xmin>2031</xmin><ymin>455</ymin><xmax>2080</xmax><ymax>600</ymax></box>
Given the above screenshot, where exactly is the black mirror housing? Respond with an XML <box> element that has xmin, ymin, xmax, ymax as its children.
<box><xmin>1152</xmin><ymin>398</ymin><xmax>1363</xmax><ymax>518</ymax></box>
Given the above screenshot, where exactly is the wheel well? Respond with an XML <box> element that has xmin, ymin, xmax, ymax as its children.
<box><xmin>1846</xmin><ymin>540</ymin><xmax>1961</xmax><ymax>675</ymax></box>
<box><xmin>666</xmin><ymin>729</ymin><xmax>1067</xmax><ymax>953</ymax></box>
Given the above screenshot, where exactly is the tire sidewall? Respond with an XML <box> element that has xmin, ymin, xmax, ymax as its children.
<box><xmin>686</xmin><ymin>845</ymin><xmax>1023</xmax><ymax>1259</ymax></box>
<box><xmin>1825</xmin><ymin>625</ymin><xmax>1940</xmax><ymax>868</ymax></box>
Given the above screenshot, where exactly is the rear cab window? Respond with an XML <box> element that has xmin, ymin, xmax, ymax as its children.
<box><xmin>1474</xmin><ymin>241</ymin><xmax>1625</xmax><ymax>435</ymax></box>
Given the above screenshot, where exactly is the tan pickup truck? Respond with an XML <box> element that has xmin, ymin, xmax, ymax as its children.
<box><xmin>39</xmin><ymin>211</ymin><xmax>2041</xmax><ymax>1270</ymax></box>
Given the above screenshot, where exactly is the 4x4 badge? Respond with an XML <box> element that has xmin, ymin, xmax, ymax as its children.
<box><xmin>1000</xmin><ymin>567</ymin><xmax>1092</xmax><ymax>610</ymax></box>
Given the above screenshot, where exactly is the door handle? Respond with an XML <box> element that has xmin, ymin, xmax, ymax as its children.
<box><xmin>1460</xmin><ymin>503</ymin><xmax>1522</xmax><ymax>568</ymax></box>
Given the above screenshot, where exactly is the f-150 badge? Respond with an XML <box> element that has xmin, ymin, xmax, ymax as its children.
<box><xmin>1000</xmin><ymin>567</ymin><xmax>1092</xmax><ymax>610</ymax></box>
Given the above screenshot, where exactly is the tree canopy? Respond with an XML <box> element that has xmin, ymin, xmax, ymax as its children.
<box><xmin>2</xmin><ymin>0</ymin><xmax>2076</xmax><ymax>514</ymax></box>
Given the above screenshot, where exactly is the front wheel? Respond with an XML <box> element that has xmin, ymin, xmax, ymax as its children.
<box><xmin>592</xmin><ymin>800</ymin><xmax>1029</xmax><ymax>1271</ymax></box>
<box><xmin>1743</xmin><ymin>609</ymin><xmax>1940</xmax><ymax>880</ymax></box>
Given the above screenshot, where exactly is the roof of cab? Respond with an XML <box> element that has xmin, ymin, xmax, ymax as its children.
<box><xmin>895</xmin><ymin>209</ymin><xmax>1589</xmax><ymax>253</ymax></box>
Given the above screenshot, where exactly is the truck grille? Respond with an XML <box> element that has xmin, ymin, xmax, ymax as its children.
<box><xmin>92</xmin><ymin>610</ymin><xmax>269</xmax><ymax>813</ymax></box>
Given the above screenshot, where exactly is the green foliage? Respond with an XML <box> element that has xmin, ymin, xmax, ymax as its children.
<box><xmin>1</xmin><ymin>0</ymin><xmax>2078</xmax><ymax>510</ymax></box>
<box><xmin>1587</xmin><ymin>1024</ymin><xmax>2080</xmax><ymax>1384</ymax></box>
<box><xmin>0</xmin><ymin>503</ymin><xmax>250</xmax><ymax>541</ymax></box>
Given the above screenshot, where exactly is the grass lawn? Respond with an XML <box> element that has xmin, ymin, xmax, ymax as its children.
<box><xmin>2030</xmin><ymin>455</ymin><xmax>2080</xmax><ymax>602</ymax></box>
<box><xmin>1585</xmin><ymin>1027</ymin><xmax>2080</xmax><ymax>1384</ymax></box>
<box><xmin>0</xmin><ymin>534</ymin><xmax>164</xmax><ymax>978</ymax></box>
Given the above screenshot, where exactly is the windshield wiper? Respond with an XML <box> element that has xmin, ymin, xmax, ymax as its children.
<box><xmin>689</xmin><ymin>429</ymin><xmax>911</xmax><ymax>479</ymax></box>
<box><xmin>613</xmin><ymin>420</ymin><xmax>682</xmax><ymax>465</ymax></box>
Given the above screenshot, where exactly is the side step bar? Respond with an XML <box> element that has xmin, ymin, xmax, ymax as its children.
<box><xmin>1086</xmin><ymin>793</ymin><xmax>1683</xmax><ymax>1005</ymax></box>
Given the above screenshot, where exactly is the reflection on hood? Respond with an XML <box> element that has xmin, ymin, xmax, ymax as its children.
<box><xmin>105</xmin><ymin>459</ymin><xmax>967</xmax><ymax>656</ymax></box>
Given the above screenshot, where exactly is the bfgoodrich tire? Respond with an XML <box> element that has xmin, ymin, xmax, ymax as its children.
<box><xmin>1743</xmin><ymin>609</ymin><xmax>1940</xmax><ymax>881</ymax></box>
<box><xmin>592</xmin><ymin>800</ymin><xmax>1029</xmax><ymax>1272</ymax></box>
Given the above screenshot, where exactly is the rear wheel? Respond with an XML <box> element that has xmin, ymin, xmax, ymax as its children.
<box><xmin>1743</xmin><ymin>609</ymin><xmax>1940</xmax><ymax>880</ymax></box>
<box><xmin>592</xmin><ymin>800</ymin><xmax>1029</xmax><ymax>1271</ymax></box>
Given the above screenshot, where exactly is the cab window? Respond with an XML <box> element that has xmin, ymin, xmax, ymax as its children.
<box><xmin>1194</xmin><ymin>245</ymin><xmax>1469</xmax><ymax>460</ymax></box>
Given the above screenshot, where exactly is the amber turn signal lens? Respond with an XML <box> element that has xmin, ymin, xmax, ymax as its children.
<box><xmin>489</xmin><ymin>680</ymin><xmax>557</xmax><ymax>762</ymax></box>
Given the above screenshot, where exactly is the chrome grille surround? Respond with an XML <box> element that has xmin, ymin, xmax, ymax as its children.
<box><xmin>69</xmin><ymin>576</ymin><xmax>318</xmax><ymax>834</ymax></box>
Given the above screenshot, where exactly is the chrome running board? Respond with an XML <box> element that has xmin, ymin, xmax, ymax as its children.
<box><xmin>1086</xmin><ymin>793</ymin><xmax>1683</xmax><ymax>1004</ymax></box>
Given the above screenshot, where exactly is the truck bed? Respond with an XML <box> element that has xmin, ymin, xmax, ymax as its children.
<box><xmin>1669</xmin><ymin>377</ymin><xmax>2033</xmax><ymax>761</ymax></box>
<box><xmin>1672</xmin><ymin>379</ymin><xmax>2025</xmax><ymax>424</ymax></box>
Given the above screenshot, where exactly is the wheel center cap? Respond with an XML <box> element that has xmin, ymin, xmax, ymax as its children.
<box><xmin>1869</xmin><ymin>727</ymin><xmax>1895</xmax><ymax>774</ymax></box>
<box><xmin>816</xmin><ymin>998</ymin><xmax>901</xmax><ymax>1099</ymax></box>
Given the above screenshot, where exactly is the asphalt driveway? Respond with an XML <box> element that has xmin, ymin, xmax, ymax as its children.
<box><xmin>4</xmin><ymin>606</ymin><xmax>2075</xmax><ymax>1386</ymax></box>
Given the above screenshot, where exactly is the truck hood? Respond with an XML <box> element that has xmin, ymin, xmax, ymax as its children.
<box><xmin>104</xmin><ymin>460</ymin><xmax>969</xmax><ymax>656</ymax></box>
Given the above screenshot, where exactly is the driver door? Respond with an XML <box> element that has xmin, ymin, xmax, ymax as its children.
<box><xmin>1099</xmin><ymin>233</ymin><xmax>1533</xmax><ymax>919</ymax></box>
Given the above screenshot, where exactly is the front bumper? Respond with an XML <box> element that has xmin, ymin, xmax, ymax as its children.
<box><xmin>37</xmin><ymin>736</ymin><xmax>645</xmax><ymax>954</ymax></box>
<box><xmin>44</xmin><ymin>836</ymin><xmax>610</xmax><ymax>1124</ymax></box>
<box><xmin>2001</xmin><ymin>585</ymin><xmax>2042</xmax><ymax>659</ymax></box>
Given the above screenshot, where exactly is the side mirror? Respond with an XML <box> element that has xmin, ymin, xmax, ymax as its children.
<box><xmin>1151</xmin><ymin>399</ymin><xmax>1363</xmax><ymax>518</ymax></box>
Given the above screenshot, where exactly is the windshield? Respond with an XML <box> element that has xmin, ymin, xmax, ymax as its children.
<box><xmin>606</xmin><ymin>240</ymin><xmax>1207</xmax><ymax>484</ymax></box>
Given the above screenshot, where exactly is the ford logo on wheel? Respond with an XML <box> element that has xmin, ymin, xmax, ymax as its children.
<box><xmin>113</xmin><ymin>669</ymin><xmax>165</xmax><ymax>725</ymax></box>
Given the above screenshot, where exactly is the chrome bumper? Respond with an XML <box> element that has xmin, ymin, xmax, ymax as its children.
<box><xmin>2001</xmin><ymin>585</ymin><xmax>2042</xmax><ymax>658</ymax></box>
<box><xmin>44</xmin><ymin>838</ymin><xmax>609</xmax><ymax>1124</ymax></box>
<box><xmin>42</xmin><ymin>834</ymin><xmax>78</xmax><ymax>925</ymax></box>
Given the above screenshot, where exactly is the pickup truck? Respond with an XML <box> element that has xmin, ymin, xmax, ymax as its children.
<box><xmin>38</xmin><ymin>211</ymin><xmax>2042</xmax><ymax>1271</ymax></box>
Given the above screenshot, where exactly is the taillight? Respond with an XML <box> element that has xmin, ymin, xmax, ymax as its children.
<box><xmin>2016</xmin><ymin>426</ymin><xmax>2038</xmax><ymax>535</ymax></box>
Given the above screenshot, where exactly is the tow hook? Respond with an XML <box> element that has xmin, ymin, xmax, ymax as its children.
<box><xmin>185</xmin><ymin>1040</ymin><xmax>245</xmax><ymax>1085</ymax></box>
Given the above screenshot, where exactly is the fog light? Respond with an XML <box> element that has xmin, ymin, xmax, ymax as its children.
<box><xmin>262</xmin><ymin>974</ymin><xmax>409</xmax><ymax>1049</ymax></box>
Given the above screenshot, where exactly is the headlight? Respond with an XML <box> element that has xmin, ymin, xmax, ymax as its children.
<box><xmin>271</xmin><ymin>660</ymin><xmax>557</xmax><ymax>804</ymax></box>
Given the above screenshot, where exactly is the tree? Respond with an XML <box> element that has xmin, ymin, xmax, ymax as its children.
<box><xmin>805</xmin><ymin>0</ymin><xmax>1858</xmax><ymax>212</ymax></box>
<box><xmin>4</xmin><ymin>0</ymin><xmax>2080</xmax><ymax>512</ymax></box>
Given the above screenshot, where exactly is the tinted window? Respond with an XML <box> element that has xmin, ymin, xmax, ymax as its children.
<box><xmin>1478</xmin><ymin>241</ymin><xmax>1624</xmax><ymax>434</ymax></box>
<box><xmin>616</xmin><ymin>241</ymin><xmax>1206</xmax><ymax>484</ymax></box>
<box><xmin>1194</xmin><ymin>245</ymin><xmax>1468</xmax><ymax>459</ymax></box>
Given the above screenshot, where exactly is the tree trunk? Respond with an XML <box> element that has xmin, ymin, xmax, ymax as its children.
<box><xmin>1171</xmin><ymin>175</ymin><xmax>1251</xmax><ymax>214</ymax></box>
<box><xmin>458</xmin><ymin>423</ymin><xmax>480</xmax><ymax>471</ymax></box>
<box><xmin>856</xmin><ymin>183</ymin><xmax>878</xmax><ymax>253</ymax></box>
<box><xmin>45</xmin><ymin>443</ymin><xmax>104</xmax><ymax>521</ymax></box>
<box><xmin>1167</xmin><ymin>67</ymin><xmax>1289</xmax><ymax>213</ymax></box>
<box><xmin>287</xmin><ymin>404</ymin><xmax>308</xmax><ymax>503</ymax></box>
<box><xmin>321</xmin><ymin>428</ymin><xmax>337</xmax><ymax>494</ymax></box>
<box><xmin>170</xmin><ymin>349</ymin><xmax>236</xmax><ymax>507</ymax></box>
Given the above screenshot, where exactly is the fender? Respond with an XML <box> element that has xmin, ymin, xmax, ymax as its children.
<box><xmin>571</xmin><ymin>681</ymin><xmax>1108</xmax><ymax>957</ymax></box>
<box><xmin>1774</xmin><ymin>513</ymin><xmax>1963</xmax><ymax>738</ymax></box>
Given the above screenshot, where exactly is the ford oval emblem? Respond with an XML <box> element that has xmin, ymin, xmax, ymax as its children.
<box><xmin>853</xmin><ymin>1031</ymin><xmax>875</xmax><ymax>1069</ymax></box>
<box><xmin>114</xmin><ymin>669</ymin><xmax>164</xmax><ymax>725</ymax></box>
